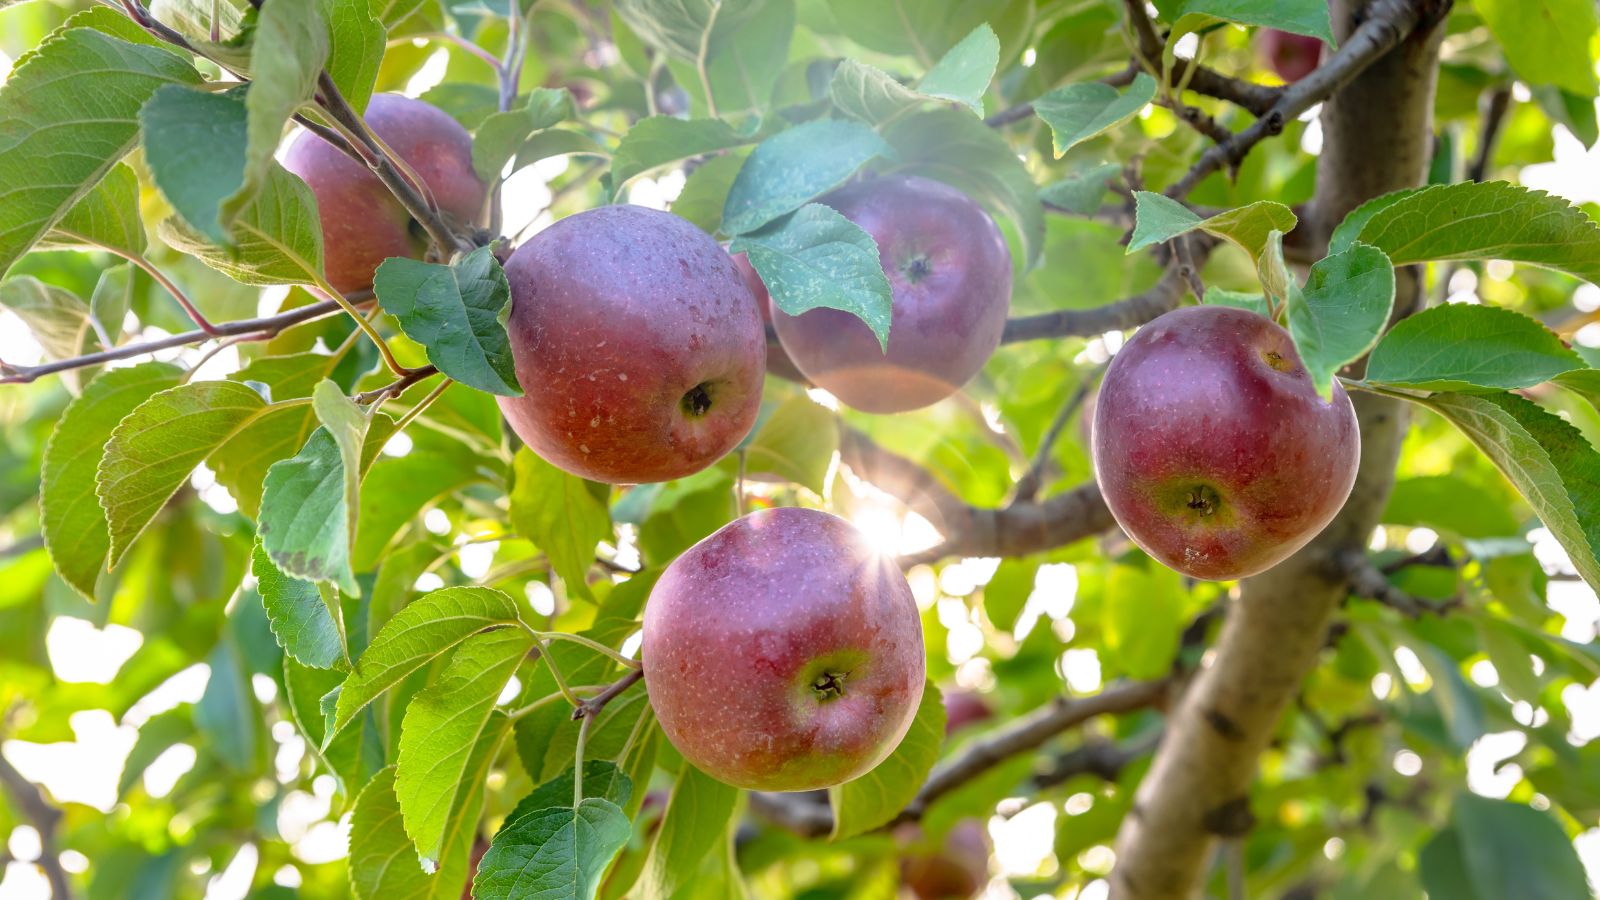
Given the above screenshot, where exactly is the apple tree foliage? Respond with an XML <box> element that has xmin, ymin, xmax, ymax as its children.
<box><xmin>0</xmin><ymin>0</ymin><xmax>1598</xmax><ymax>898</ymax></box>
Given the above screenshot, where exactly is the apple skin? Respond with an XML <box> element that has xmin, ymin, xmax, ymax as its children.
<box><xmin>641</xmin><ymin>507</ymin><xmax>925</xmax><ymax>791</ymax></box>
<box><xmin>770</xmin><ymin>175</ymin><xmax>1012</xmax><ymax>414</ymax></box>
<box><xmin>282</xmin><ymin>93</ymin><xmax>485</xmax><ymax>293</ymax></box>
<box><xmin>1092</xmin><ymin>305</ymin><xmax>1359</xmax><ymax>581</ymax></box>
<box><xmin>730</xmin><ymin>252</ymin><xmax>806</xmax><ymax>382</ymax></box>
<box><xmin>496</xmin><ymin>205</ymin><xmax>766</xmax><ymax>484</ymax></box>
<box><xmin>1259</xmin><ymin>29</ymin><xmax>1324</xmax><ymax>83</ymax></box>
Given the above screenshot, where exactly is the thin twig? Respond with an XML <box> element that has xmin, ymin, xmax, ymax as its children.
<box><xmin>1011</xmin><ymin>363</ymin><xmax>1105</xmax><ymax>504</ymax></box>
<box><xmin>572</xmin><ymin>668</ymin><xmax>644</xmax><ymax>721</ymax></box>
<box><xmin>1337</xmin><ymin>549</ymin><xmax>1463</xmax><ymax>618</ymax></box>
<box><xmin>1121</xmin><ymin>1</ymin><xmax>1283</xmax><ymax>117</ymax></box>
<box><xmin>0</xmin><ymin>748</ymin><xmax>74</xmax><ymax>900</ymax></box>
<box><xmin>354</xmin><ymin>365</ymin><xmax>441</xmax><ymax>405</ymax></box>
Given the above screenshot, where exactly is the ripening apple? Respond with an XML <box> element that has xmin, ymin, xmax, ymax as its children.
<box><xmin>943</xmin><ymin>690</ymin><xmax>993</xmax><ymax>735</ymax></box>
<box><xmin>900</xmin><ymin>819</ymin><xmax>991</xmax><ymax>900</ymax></box>
<box><xmin>730</xmin><ymin>252</ymin><xmax>804</xmax><ymax>381</ymax></box>
<box><xmin>1092</xmin><ymin>306</ymin><xmax>1359</xmax><ymax>581</ymax></box>
<box><xmin>770</xmin><ymin>175</ymin><xmax>1012</xmax><ymax>414</ymax></box>
<box><xmin>282</xmin><ymin>93</ymin><xmax>485</xmax><ymax>293</ymax></box>
<box><xmin>496</xmin><ymin>205</ymin><xmax>766</xmax><ymax>483</ymax></box>
<box><xmin>1259</xmin><ymin>29</ymin><xmax>1324</xmax><ymax>83</ymax></box>
<box><xmin>641</xmin><ymin>507</ymin><xmax>925</xmax><ymax>791</ymax></box>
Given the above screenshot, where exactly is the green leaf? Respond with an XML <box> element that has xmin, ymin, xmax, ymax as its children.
<box><xmin>1366</xmin><ymin>304</ymin><xmax>1585</xmax><ymax>392</ymax></box>
<box><xmin>1286</xmin><ymin>243</ymin><xmax>1396</xmax><ymax>398</ymax></box>
<box><xmin>37</xmin><ymin>163</ymin><xmax>147</xmax><ymax>258</ymax></box>
<box><xmin>829</xmin><ymin>681</ymin><xmax>943</xmax><ymax>839</ymax></box>
<box><xmin>215</xmin><ymin>351</ymin><xmax>351</xmax><ymax>517</ymax></box>
<box><xmin>0</xmin><ymin>25</ymin><xmax>200</xmax><ymax>275</ymax></box>
<box><xmin>1203</xmin><ymin>287</ymin><xmax>1269</xmax><ymax>316</ymax></box>
<box><xmin>87</xmin><ymin>265</ymin><xmax>136</xmax><ymax>348</ymax></box>
<box><xmin>728</xmin><ymin>203</ymin><xmax>894</xmax><ymax>350</ymax></box>
<box><xmin>982</xmin><ymin>558</ymin><xmax>1037</xmax><ymax>632</ymax></box>
<box><xmin>159</xmin><ymin>162</ymin><xmax>325</xmax><ymax>286</ymax></box>
<box><xmin>1153</xmin><ymin>0</ymin><xmax>1333</xmax><ymax>44</ymax></box>
<box><xmin>0</xmin><ymin>277</ymin><xmax>99</xmax><ymax>373</ymax></box>
<box><xmin>1477</xmin><ymin>0</ymin><xmax>1596</xmax><ymax>95</ymax></box>
<box><xmin>374</xmin><ymin>247</ymin><xmax>521</xmax><ymax>395</ymax></box>
<box><xmin>96</xmin><ymin>380</ymin><xmax>272</xmax><ymax>567</ymax></box>
<box><xmin>1127</xmin><ymin>192</ymin><xmax>1297</xmax><ymax>263</ymax></box>
<box><xmin>830</xmin><ymin>23</ymin><xmax>999</xmax><ymax>124</ymax></box>
<box><xmin>353</xmin><ymin>448</ymin><xmax>485</xmax><ymax>571</ymax></box>
<box><xmin>1103</xmin><ymin>562</ymin><xmax>1186</xmax><ymax>679</ymax></box>
<box><xmin>503</xmin><ymin>763</ymin><xmax>633</xmax><ymax>831</ymax></box>
<box><xmin>509</xmin><ymin>449</ymin><xmax>611</xmax><ymax>600</ymax></box>
<box><xmin>320</xmin><ymin>0</ymin><xmax>384</xmax><ymax>114</ymax></box>
<box><xmin>671</xmin><ymin>151</ymin><xmax>747</xmax><ymax>234</ymax></box>
<box><xmin>1353</xmin><ymin>182</ymin><xmax>1600</xmax><ymax>287</ymax></box>
<box><xmin>473</xmin><ymin>88</ymin><xmax>575</xmax><ymax>181</ymax></box>
<box><xmin>195</xmin><ymin>637</ymin><xmax>261</xmax><ymax>772</ymax></box>
<box><xmin>1328</xmin><ymin>188</ymin><xmax>1423</xmax><ymax>256</ymax></box>
<box><xmin>257</xmin><ymin>382</ymin><xmax>372</xmax><ymax>595</ymax></box>
<box><xmin>1419</xmin><ymin>391</ymin><xmax>1600</xmax><ymax>589</ymax></box>
<box><xmin>608</xmin><ymin>116</ymin><xmax>749</xmax><ymax>200</ymax></box>
<box><xmin>642</xmin><ymin>764</ymin><xmax>741</xmax><ymax>900</ymax></box>
<box><xmin>1033</xmin><ymin>73</ymin><xmax>1156</xmax><ymax>157</ymax></box>
<box><xmin>41</xmin><ymin>363</ymin><xmax>183</xmax><ymax>601</ymax></box>
<box><xmin>140</xmin><ymin>85</ymin><xmax>249</xmax><ymax>248</ymax></box>
<box><xmin>1039</xmin><ymin>163</ymin><xmax>1120</xmax><ymax>216</ymax></box>
<box><xmin>722</xmin><ymin>119</ymin><xmax>892</xmax><ymax>235</ymax></box>
<box><xmin>917</xmin><ymin>24</ymin><xmax>1000</xmax><ymax>112</ymax></box>
<box><xmin>742</xmin><ymin>392</ymin><xmax>838</xmax><ymax>494</ymax></box>
<box><xmin>284</xmin><ymin>656</ymin><xmax>384</xmax><ymax>799</ymax></box>
<box><xmin>882</xmin><ymin>108</ymin><xmax>1045</xmax><ymax>269</ymax></box>
<box><xmin>331</xmin><ymin>585</ymin><xmax>521</xmax><ymax>735</ymax></box>
<box><xmin>397</xmin><ymin>627</ymin><xmax>533</xmax><ymax>866</ymax></box>
<box><xmin>253</xmin><ymin>541</ymin><xmax>346</xmax><ymax>669</ymax></box>
<box><xmin>117</xmin><ymin>706</ymin><xmax>194</xmax><ymax>799</ymax></box>
<box><xmin>824</xmin><ymin>0</ymin><xmax>1026</xmax><ymax>63</ymax></box>
<box><xmin>351</xmin><ymin>718</ymin><xmax>508</xmax><ymax>900</ymax></box>
<box><xmin>1419</xmin><ymin>793</ymin><xmax>1591</xmax><ymax>900</ymax></box>
<box><xmin>663</xmin><ymin>0</ymin><xmax>793</xmax><ymax>119</ymax></box>
<box><xmin>223</xmin><ymin>0</ymin><xmax>328</xmax><ymax>228</ymax></box>
<box><xmin>614</xmin><ymin>0</ymin><xmax>760</xmax><ymax>61</ymax></box>
<box><xmin>475</xmin><ymin>801</ymin><xmax>632</xmax><ymax>900</ymax></box>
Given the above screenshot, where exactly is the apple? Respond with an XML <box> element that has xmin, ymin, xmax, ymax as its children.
<box><xmin>1092</xmin><ymin>305</ymin><xmax>1359</xmax><ymax>581</ymax></box>
<box><xmin>641</xmin><ymin>507</ymin><xmax>925</xmax><ymax>791</ymax></box>
<box><xmin>730</xmin><ymin>252</ymin><xmax>805</xmax><ymax>382</ymax></box>
<box><xmin>496</xmin><ymin>205</ymin><xmax>766</xmax><ymax>483</ymax></box>
<box><xmin>899</xmin><ymin>819</ymin><xmax>990</xmax><ymax>899</ymax></box>
<box><xmin>943</xmin><ymin>690</ymin><xmax>993</xmax><ymax>735</ymax></box>
<box><xmin>1259</xmin><ymin>29</ymin><xmax>1324</xmax><ymax>83</ymax></box>
<box><xmin>769</xmin><ymin>175</ymin><xmax>1012</xmax><ymax>414</ymax></box>
<box><xmin>282</xmin><ymin>93</ymin><xmax>485</xmax><ymax>293</ymax></box>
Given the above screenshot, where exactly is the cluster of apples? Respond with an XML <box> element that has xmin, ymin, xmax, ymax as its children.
<box><xmin>284</xmin><ymin>93</ymin><xmax>1360</xmax><ymax>793</ymax></box>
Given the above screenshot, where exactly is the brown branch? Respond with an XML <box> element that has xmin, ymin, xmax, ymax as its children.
<box><xmin>750</xmin><ymin>680</ymin><xmax>1168</xmax><ymax>838</ymax></box>
<box><xmin>1122</xmin><ymin>2</ymin><xmax>1284</xmax><ymax>117</ymax></box>
<box><xmin>1031</xmin><ymin>729</ymin><xmax>1164</xmax><ymax>789</ymax></box>
<box><xmin>0</xmin><ymin>295</ymin><xmax>374</xmax><ymax>385</ymax></box>
<box><xmin>1164</xmin><ymin>0</ymin><xmax>1442</xmax><ymax>200</ymax></box>
<box><xmin>0</xmin><ymin>749</ymin><xmax>74</xmax><ymax>900</ymax></box>
<box><xmin>572</xmin><ymin>668</ymin><xmax>644</xmax><ymax>720</ymax></box>
<box><xmin>837</xmin><ymin>430</ymin><xmax>1118</xmax><ymax>568</ymax></box>
<box><xmin>1001</xmin><ymin>267</ymin><xmax>1188</xmax><ymax>344</ymax></box>
<box><xmin>353</xmin><ymin>365</ymin><xmax>441</xmax><ymax>405</ymax></box>
<box><xmin>1337</xmin><ymin>549</ymin><xmax>1463</xmax><ymax>618</ymax></box>
<box><xmin>1466</xmin><ymin>84</ymin><xmax>1513</xmax><ymax>184</ymax></box>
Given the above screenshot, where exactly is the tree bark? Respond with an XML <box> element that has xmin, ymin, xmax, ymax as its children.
<box><xmin>1107</xmin><ymin>3</ymin><xmax>1445</xmax><ymax>897</ymax></box>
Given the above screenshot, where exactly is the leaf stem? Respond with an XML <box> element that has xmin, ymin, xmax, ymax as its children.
<box><xmin>573</xmin><ymin>712</ymin><xmax>593</xmax><ymax>805</ymax></box>
<box><xmin>307</xmin><ymin>280</ymin><xmax>413</xmax><ymax>376</ymax></box>
<box><xmin>117</xmin><ymin>249</ymin><xmax>222</xmax><ymax>335</ymax></box>
<box><xmin>389</xmin><ymin>378</ymin><xmax>453</xmax><ymax>430</ymax></box>
<box><xmin>534</xmin><ymin>636</ymin><xmax>582</xmax><ymax>707</ymax></box>
<box><xmin>534</xmin><ymin>631</ymin><xmax>641</xmax><ymax>669</ymax></box>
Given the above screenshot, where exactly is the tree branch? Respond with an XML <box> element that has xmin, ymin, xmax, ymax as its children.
<box><xmin>1031</xmin><ymin>729</ymin><xmax>1164</xmax><ymax>789</ymax></box>
<box><xmin>1164</xmin><ymin>0</ymin><xmax>1443</xmax><ymax>201</ymax></box>
<box><xmin>1011</xmin><ymin>363</ymin><xmax>1104</xmax><ymax>504</ymax></box>
<box><xmin>1121</xmin><ymin>1</ymin><xmax>1284</xmax><ymax>118</ymax></box>
<box><xmin>750</xmin><ymin>679</ymin><xmax>1168</xmax><ymax>838</ymax></box>
<box><xmin>837</xmin><ymin>430</ymin><xmax>1118</xmax><ymax>568</ymax></box>
<box><xmin>0</xmin><ymin>748</ymin><xmax>74</xmax><ymax>900</ymax></box>
<box><xmin>1001</xmin><ymin>266</ymin><xmax>1189</xmax><ymax>345</ymax></box>
<box><xmin>1338</xmin><ymin>548</ymin><xmax>1463</xmax><ymax>618</ymax></box>
<box><xmin>0</xmin><ymin>294</ymin><xmax>374</xmax><ymax>385</ymax></box>
<box><xmin>572</xmin><ymin>668</ymin><xmax>644</xmax><ymax>721</ymax></box>
<box><xmin>1109</xmin><ymin>2</ymin><xmax>1446</xmax><ymax>895</ymax></box>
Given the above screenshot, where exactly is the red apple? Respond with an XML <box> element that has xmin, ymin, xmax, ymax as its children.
<box><xmin>1259</xmin><ymin>29</ymin><xmax>1324</xmax><ymax>83</ymax></box>
<box><xmin>770</xmin><ymin>175</ymin><xmax>1012</xmax><ymax>414</ymax></box>
<box><xmin>1092</xmin><ymin>306</ymin><xmax>1359</xmax><ymax>581</ymax></box>
<box><xmin>641</xmin><ymin>507</ymin><xmax>925</xmax><ymax>791</ymax></box>
<box><xmin>496</xmin><ymin>205</ymin><xmax>766</xmax><ymax>483</ymax></box>
<box><xmin>943</xmin><ymin>690</ymin><xmax>993</xmax><ymax>735</ymax></box>
<box><xmin>730</xmin><ymin>252</ymin><xmax>805</xmax><ymax>382</ymax></box>
<box><xmin>282</xmin><ymin>93</ymin><xmax>486</xmax><ymax>293</ymax></box>
<box><xmin>900</xmin><ymin>819</ymin><xmax>991</xmax><ymax>899</ymax></box>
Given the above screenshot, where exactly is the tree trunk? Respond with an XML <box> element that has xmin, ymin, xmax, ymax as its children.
<box><xmin>1108</xmin><ymin>4</ymin><xmax>1445</xmax><ymax>897</ymax></box>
